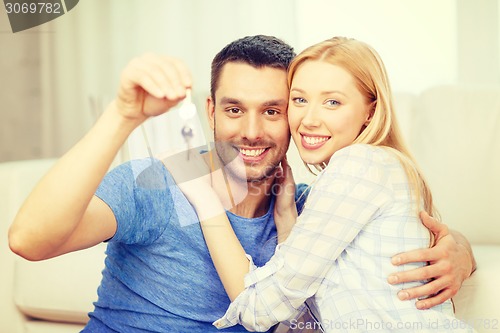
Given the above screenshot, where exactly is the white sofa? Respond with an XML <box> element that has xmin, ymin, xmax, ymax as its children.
<box><xmin>396</xmin><ymin>84</ymin><xmax>500</xmax><ymax>332</ymax></box>
<box><xmin>1</xmin><ymin>84</ymin><xmax>499</xmax><ymax>333</ymax></box>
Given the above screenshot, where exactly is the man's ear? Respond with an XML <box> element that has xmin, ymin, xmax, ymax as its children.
<box><xmin>206</xmin><ymin>96</ymin><xmax>215</xmax><ymax>130</ymax></box>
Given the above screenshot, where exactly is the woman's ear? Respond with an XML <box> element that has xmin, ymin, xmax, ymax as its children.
<box><xmin>206</xmin><ymin>97</ymin><xmax>215</xmax><ymax>130</ymax></box>
<box><xmin>364</xmin><ymin>101</ymin><xmax>376</xmax><ymax>126</ymax></box>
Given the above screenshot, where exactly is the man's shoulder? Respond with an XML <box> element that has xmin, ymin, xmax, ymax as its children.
<box><xmin>115</xmin><ymin>158</ymin><xmax>171</xmax><ymax>190</ymax></box>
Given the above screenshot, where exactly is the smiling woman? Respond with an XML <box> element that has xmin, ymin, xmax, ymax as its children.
<box><xmin>288</xmin><ymin>60</ymin><xmax>372</xmax><ymax>166</ymax></box>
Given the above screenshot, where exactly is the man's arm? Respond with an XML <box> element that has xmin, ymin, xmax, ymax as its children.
<box><xmin>388</xmin><ymin>211</ymin><xmax>476</xmax><ymax>309</ymax></box>
<box><xmin>8</xmin><ymin>54</ymin><xmax>191</xmax><ymax>261</ymax></box>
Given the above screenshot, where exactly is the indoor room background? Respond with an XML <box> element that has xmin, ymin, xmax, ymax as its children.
<box><xmin>2</xmin><ymin>0</ymin><xmax>499</xmax><ymax>166</ymax></box>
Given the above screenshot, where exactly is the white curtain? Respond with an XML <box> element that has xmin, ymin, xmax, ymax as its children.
<box><xmin>36</xmin><ymin>0</ymin><xmax>298</xmax><ymax>163</ymax></box>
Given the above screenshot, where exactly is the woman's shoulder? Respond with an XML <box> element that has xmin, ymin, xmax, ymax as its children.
<box><xmin>322</xmin><ymin>144</ymin><xmax>403</xmax><ymax>183</ymax></box>
<box><xmin>329</xmin><ymin>144</ymin><xmax>395</xmax><ymax>165</ymax></box>
<box><xmin>312</xmin><ymin>145</ymin><xmax>397</xmax><ymax>199</ymax></box>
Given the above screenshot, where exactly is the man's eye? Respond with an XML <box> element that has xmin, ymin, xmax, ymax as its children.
<box><xmin>264</xmin><ymin>109</ymin><xmax>279</xmax><ymax>116</ymax></box>
<box><xmin>227</xmin><ymin>107</ymin><xmax>241</xmax><ymax>114</ymax></box>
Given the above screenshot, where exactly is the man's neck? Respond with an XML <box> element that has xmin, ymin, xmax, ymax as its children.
<box><xmin>228</xmin><ymin>178</ymin><xmax>274</xmax><ymax>218</ymax></box>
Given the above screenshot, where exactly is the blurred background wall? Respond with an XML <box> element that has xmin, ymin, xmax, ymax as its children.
<box><xmin>1</xmin><ymin>0</ymin><xmax>499</xmax><ymax>163</ymax></box>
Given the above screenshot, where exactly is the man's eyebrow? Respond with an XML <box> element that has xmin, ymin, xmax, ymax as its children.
<box><xmin>219</xmin><ymin>97</ymin><xmax>241</xmax><ymax>105</ymax></box>
<box><xmin>262</xmin><ymin>99</ymin><xmax>288</xmax><ymax>107</ymax></box>
<box><xmin>219</xmin><ymin>97</ymin><xmax>288</xmax><ymax>107</ymax></box>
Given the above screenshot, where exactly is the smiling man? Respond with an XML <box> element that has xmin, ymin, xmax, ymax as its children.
<box><xmin>210</xmin><ymin>62</ymin><xmax>290</xmax><ymax>182</ymax></box>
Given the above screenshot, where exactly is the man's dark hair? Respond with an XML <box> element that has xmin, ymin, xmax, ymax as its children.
<box><xmin>210</xmin><ymin>35</ymin><xmax>296</xmax><ymax>101</ymax></box>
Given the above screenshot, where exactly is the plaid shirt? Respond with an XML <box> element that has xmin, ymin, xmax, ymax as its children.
<box><xmin>214</xmin><ymin>144</ymin><xmax>473</xmax><ymax>333</ymax></box>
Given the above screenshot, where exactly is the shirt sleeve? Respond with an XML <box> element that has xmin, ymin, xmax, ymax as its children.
<box><xmin>294</xmin><ymin>182</ymin><xmax>311</xmax><ymax>215</ymax></box>
<box><xmin>95</xmin><ymin>158</ymin><xmax>174</xmax><ymax>245</ymax></box>
<box><xmin>214</xmin><ymin>144</ymin><xmax>395</xmax><ymax>331</ymax></box>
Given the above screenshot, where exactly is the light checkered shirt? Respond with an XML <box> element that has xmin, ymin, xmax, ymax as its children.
<box><xmin>214</xmin><ymin>144</ymin><xmax>474</xmax><ymax>333</ymax></box>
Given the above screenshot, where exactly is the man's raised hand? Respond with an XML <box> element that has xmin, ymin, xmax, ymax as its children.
<box><xmin>116</xmin><ymin>53</ymin><xmax>192</xmax><ymax>122</ymax></box>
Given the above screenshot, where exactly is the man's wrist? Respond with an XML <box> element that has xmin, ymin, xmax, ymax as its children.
<box><xmin>457</xmin><ymin>242</ymin><xmax>475</xmax><ymax>278</ymax></box>
<box><xmin>107</xmin><ymin>100</ymin><xmax>145</xmax><ymax>133</ymax></box>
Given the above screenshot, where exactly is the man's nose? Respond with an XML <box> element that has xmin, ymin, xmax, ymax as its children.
<box><xmin>241</xmin><ymin>114</ymin><xmax>263</xmax><ymax>141</ymax></box>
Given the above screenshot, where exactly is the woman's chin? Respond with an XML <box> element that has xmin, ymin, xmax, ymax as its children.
<box><xmin>300</xmin><ymin>156</ymin><xmax>325</xmax><ymax>166</ymax></box>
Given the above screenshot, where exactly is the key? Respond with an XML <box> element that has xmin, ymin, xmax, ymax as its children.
<box><xmin>179</xmin><ymin>89</ymin><xmax>197</xmax><ymax>160</ymax></box>
<box><xmin>181</xmin><ymin>124</ymin><xmax>194</xmax><ymax>160</ymax></box>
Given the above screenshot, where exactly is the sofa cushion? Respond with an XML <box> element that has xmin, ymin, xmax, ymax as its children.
<box><xmin>24</xmin><ymin>321</ymin><xmax>84</xmax><ymax>333</ymax></box>
<box><xmin>410</xmin><ymin>84</ymin><xmax>500</xmax><ymax>244</ymax></box>
<box><xmin>13</xmin><ymin>243</ymin><xmax>106</xmax><ymax>324</ymax></box>
<box><xmin>0</xmin><ymin>159</ymin><xmax>60</xmax><ymax>333</ymax></box>
<box><xmin>453</xmin><ymin>245</ymin><xmax>500</xmax><ymax>332</ymax></box>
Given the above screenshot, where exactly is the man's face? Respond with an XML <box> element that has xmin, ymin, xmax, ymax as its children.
<box><xmin>207</xmin><ymin>62</ymin><xmax>290</xmax><ymax>183</ymax></box>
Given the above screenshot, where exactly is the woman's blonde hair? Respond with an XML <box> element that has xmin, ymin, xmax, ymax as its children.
<box><xmin>288</xmin><ymin>37</ymin><xmax>438</xmax><ymax>219</ymax></box>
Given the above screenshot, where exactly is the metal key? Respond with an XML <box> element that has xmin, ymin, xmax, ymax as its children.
<box><xmin>181</xmin><ymin>124</ymin><xmax>194</xmax><ymax>160</ymax></box>
<box><xmin>179</xmin><ymin>89</ymin><xmax>197</xmax><ymax>160</ymax></box>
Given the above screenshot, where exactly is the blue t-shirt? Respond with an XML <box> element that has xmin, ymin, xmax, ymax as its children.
<box><xmin>83</xmin><ymin>158</ymin><xmax>308</xmax><ymax>333</ymax></box>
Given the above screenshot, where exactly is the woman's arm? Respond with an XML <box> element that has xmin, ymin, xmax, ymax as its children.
<box><xmin>198</xmin><ymin>210</ymin><xmax>250</xmax><ymax>301</ymax></box>
<box><xmin>388</xmin><ymin>212</ymin><xmax>476</xmax><ymax>309</ymax></box>
<box><xmin>176</xmin><ymin>166</ymin><xmax>251</xmax><ymax>301</ymax></box>
<box><xmin>192</xmin><ymin>145</ymin><xmax>394</xmax><ymax>331</ymax></box>
<box><xmin>183</xmin><ymin>159</ymin><xmax>299</xmax><ymax>300</ymax></box>
<box><xmin>273</xmin><ymin>158</ymin><xmax>299</xmax><ymax>243</ymax></box>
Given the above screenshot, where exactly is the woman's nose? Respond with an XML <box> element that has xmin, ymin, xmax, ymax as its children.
<box><xmin>301</xmin><ymin>106</ymin><xmax>321</xmax><ymax>128</ymax></box>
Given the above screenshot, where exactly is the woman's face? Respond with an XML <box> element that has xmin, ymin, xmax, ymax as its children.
<box><xmin>288</xmin><ymin>60</ymin><xmax>372</xmax><ymax>165</ymax></box>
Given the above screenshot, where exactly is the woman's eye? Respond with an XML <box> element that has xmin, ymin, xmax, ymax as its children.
<box><xmin>292</xmin><ymin>97</ymin><xmax>307</xmax><ymax>104</ymax></box>
<box><xmin>326</xmin><ymin>99</ymin><xmax>341</xmax><ymax>106</ymax></box>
